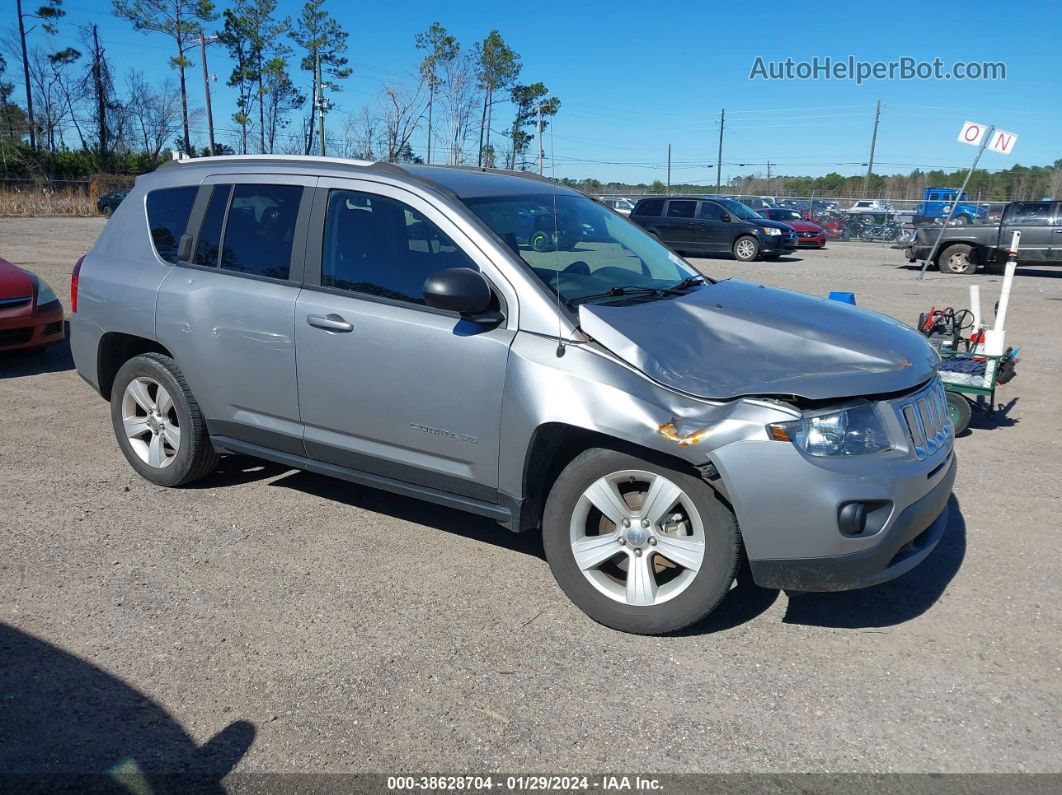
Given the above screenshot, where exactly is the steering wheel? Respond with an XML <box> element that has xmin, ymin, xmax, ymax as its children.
<box><xmin>562</xmin><ymin>260</ymin><xmax>590</xmax><ymax>276</ymax></box>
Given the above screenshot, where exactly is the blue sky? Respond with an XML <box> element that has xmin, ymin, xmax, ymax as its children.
<box><xmin>29</xmin><ymin>0</ymin><xmax>1062</xmax><ymax>183</ymax></box>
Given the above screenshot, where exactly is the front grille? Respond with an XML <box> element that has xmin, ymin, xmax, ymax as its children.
<box><xmin>800</xmin><ymin>231</ymin><xmax>820</xmax><ymax>238</ymax></box>
<box><xmin>0</xmin><ymin>296</ymin><xmax>31</xmax><ymax>312</ymax></box>
<box><xmin>896</xmin><ymin>379</ymin><xmax>950</xmax><ymax>460</ymax></box>
<box><xmin>0</xmin><ymin>327</ymin><xmax>33</xmax><ymax>346</ymax></box>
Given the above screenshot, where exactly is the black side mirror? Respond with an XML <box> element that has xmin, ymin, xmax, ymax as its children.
<box><xmin>720</xmin><ymin>212</ymin><xmax>731</xmax><ymax>222</ymax></box>
<box><xmin>423</xmin><ymin>268</ymin><xmax>501</xmax><ymax>324</ymax></box>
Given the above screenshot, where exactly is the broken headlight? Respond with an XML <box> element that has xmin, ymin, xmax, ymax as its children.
<box><xmin>768</xmin><ymin>404</ymin><xmax>891</xmax><ymax>457</ymax></box>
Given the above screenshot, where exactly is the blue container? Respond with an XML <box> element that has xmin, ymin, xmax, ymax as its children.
<box><xmin>828</xmin><ymin>291</ymin><xmax>856</xmax><ymax>305</ymax></box>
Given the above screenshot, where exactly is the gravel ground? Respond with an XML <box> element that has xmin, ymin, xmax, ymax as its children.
<box><xmin>1</xmin><ymin>217</ymin><xmax>1060</xmax><ymax>779</ymax></box>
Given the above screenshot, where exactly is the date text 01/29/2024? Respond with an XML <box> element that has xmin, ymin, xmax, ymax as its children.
<box><xmin>386</xmin><ymin>775</ymin><xmax>663</xmax><ymax>791</ymax></box>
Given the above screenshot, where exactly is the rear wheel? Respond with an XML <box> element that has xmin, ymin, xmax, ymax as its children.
<box><xmin>945</xmin><ymin>392</ymin><xmax>972</xmax><ymax>435</ymax></box>
<box><xmin>102</xmin><ymin>205</ymin><xmax>114</xmax><ymax>218</ymax></box>
<box><xmin>939</xmin><ymin>243</ymin><xmax>978</xmax><ymax>275</ymax></box>
<box><xmin>733</xmin><ymin>236</ymin><xmax>760</xmax><ymax>262</ymax></box>
<box><xmin>543</xmin><ymin>448</ymin><xmax>740</xmax><ymax>635</ymax></box>
<box><xmin>110</xmin><ymin>353</ymin><xmax>218</xmax><ymax>487</ymax></box>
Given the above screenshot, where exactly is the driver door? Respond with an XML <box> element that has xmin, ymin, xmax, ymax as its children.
<box><xmin>294</xmin><ymin>179</ymin><xmax>516</xmax><ymax>501</ymax></box>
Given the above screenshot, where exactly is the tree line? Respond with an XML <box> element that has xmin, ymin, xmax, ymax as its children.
<box><xmin>1</xmin><ymin>0</ymin><xmax>560</xmax><ymax>179</ymax></box>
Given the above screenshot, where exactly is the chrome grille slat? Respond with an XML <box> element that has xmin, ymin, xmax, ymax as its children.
<box><xmin>896</xmin><ymin>379</ymin><xmax>951</xmax><ymax>460</ymax></box>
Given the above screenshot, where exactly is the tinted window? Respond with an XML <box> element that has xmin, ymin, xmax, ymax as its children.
<box><xmin>666</xmin><ymin>200</ymin><xmax>696</xmax><ymax>219</ymax></box>
<box><xmin>146</xmin><ymin>186</ymin><xmax>198</xmax><ymax>263</ymax></box>
<box><xmin>697</xmin><ymin>202</ymin><xmax>723</xmax><ymax>220</ymax></box>
<box><xmin>220</xmin><ymin>184</ymin><xmax>302</xmax><ymax>279</ymax></box>
<box><xmin>634</xmin><ymin>198</ymin><xmax>664</xmax><ymax>217</ymax></box>
<box><xmin>194</xmin><ymin>185</ymin><xmax>231</xmax><ymax>267</ymax></box>
<box><xmin>1009</xmin><ymin>202</ymin><xmax>1051</xmax><ymax>226</ymax></box>
<box><xmin>322</xmin><ymin>190</ymin><xmax>477</xmax><ymax>305</ymax></box>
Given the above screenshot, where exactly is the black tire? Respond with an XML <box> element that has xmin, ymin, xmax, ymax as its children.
<box><xmin>732</xmin><ymin>235</ymin><xmax>760</xmax><ymax>262</ymax></box>
<box><xmin>529</xmin><ymin>230</ymin><xmax>552</xmax><ymax>253</ymax></box>
<box><xmin>952</xmin><ymin>215</ymin><xmax>970</xmax><ymax>226</ymax></box>
<box><xmin>945</xmin><ymin>392</ymin><xmax>972</xmax><ymax>435</ymax></box>
<box><xmin>542</xmin><ymin>448</ymin><xmax>740</xmax><ymax>635</ymax></box>
<box><xmin>102</xmin><ymin>205</ymin><xmax>113</xmax><ymax>218</ymax></box>
<box><xmin>110</xmin><ymin>352</ymin><xmax>218</xmax><ymax>487</ymax></box>
<box><xmin>938</xmin><ymin>243</ymin><xmax>978</xmax><ymax>275</ymax></box>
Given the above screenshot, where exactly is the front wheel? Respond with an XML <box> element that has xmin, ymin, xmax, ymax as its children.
<box><xmin>732</xmin><ymin>235</ymin><xmax>760</xmax><ymax>262</ymax></box>
<box><xmin>939</xmin><ymin>243</ymin><xmax>978</xmax><ymax>275</ymax></box>
<box><xmin>110</xmin><ymin>353</ymin><xmax>218</xmax><ymax>487</ymax></box>
<box><xmin>543</xmin><ymin>448</ymin><xmax>740</xmax><ymax>635</ymax></box>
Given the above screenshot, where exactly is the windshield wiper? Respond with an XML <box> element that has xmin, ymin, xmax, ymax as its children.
<box><xmin>567</xmin><ymin>286</ymin><xmax>672</xmax><ymax>305</ymax></box>
<box><xmin>670</xmin><ymin>275</ymin><xmax>708</xmax><ymax>290</ymax></box>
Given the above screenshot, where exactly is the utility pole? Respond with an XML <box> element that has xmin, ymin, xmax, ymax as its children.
<box><xmin>715</xmin><ymin>108</ymin><xmax>725</xmax><ymax>193</ymax></box>
<box><xmin>199</xmin><ymin>31</ymin><xmax>216</xmax><ymax>156</ymax></box>
<box><xmin>667</xmin><ymin>144</ymin><xmax>671</xmax><ymax>192</ymax></box>
<box><xmin>536</xmin><ymin>103</ymin><xmax>543</xmax><ymax>175</ymax></box>
<box><xmin>766</xmin><ymin>160</ymin><xmax>772</xmax><ymax>192</ymax></box>
<box><xmin>863</xmin><ymin>100</ymin><xmax>881</xmax><ymax>197</ymax></box>
<box><xmin>316</xmin><ymin>53</ymin><xmax>326</xmax><ymax>157</ymax></box>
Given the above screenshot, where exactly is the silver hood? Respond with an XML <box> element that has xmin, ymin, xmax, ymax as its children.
<box><xmin>578</xmin><ymin>279</ymin><xmax>939</xmax><ymax>401</ymax></box>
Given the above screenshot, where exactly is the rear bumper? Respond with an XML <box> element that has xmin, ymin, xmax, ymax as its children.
<box><xmin>0</xmin><ymin>300</ymin><xmax>65</xmax><ymax>351</ymax></box>
<box><xmin>748</xmin><ymin>456</ymin><xmax>955</xmax><ymax>591</ymax></box>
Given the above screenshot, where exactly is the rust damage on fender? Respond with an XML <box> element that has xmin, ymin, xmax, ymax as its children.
<box><xmin>657</xmin><ymin>417</ymin><xmax>711</xmax><ymax>447</ymax></box>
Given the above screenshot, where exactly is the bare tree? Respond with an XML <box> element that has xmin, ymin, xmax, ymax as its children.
<box><xmin>340</xmin><ymin>106</ymin><xmax>378</xmax><ymax>160</ymax></box>
<box><xmin>126</xmin><ymin>70</ymin><xmax>182</xmax><ymax>159</ymax></box>
<box><xmin>380</xmin><ymin>79</ymin><xmax>425</xmax><ymax>163</ymax></box>
<box><xmin>440</xmin><ymin>53</ymin><xmax>479</xmax><ymax>165</ymax></box>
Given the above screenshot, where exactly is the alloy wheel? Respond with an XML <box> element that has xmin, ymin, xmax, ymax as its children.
<box><xmin>569</xmin><ymin>469</ymin><xmax>706</xmax><ymax>607</ymax></box>
<box><xmin>121</xmin><ymin>377</ymin><xmax>181</xmax><ymax>468</ymax></box>
<box><xmin>735</xmin><ymin>239</ymin><xmax>756</xmax><ymax>260</ymax></box>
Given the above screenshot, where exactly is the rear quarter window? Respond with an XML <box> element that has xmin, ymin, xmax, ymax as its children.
<box><xmin>145</xmin><ymin>186</ymin><xmax>198</xmax><ymax>263</ymax></box>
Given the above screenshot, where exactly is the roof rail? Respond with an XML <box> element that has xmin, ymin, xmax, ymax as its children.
<box><xmin>159</xmin><ymin>154</ymin><xmax>379</xmax><ymax>170</ymax></box>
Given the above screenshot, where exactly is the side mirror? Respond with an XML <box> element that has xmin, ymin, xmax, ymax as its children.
<box><xmin>423</xmin><ymin>268</ymin><xmax>500</xmax><ymax>323</ymax></box>
<box><xmin>720</xmin><ymin>212</ymin><xmax>731</xmax><ymax>222</ymax></box>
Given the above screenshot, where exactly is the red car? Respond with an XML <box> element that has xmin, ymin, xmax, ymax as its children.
<box><xmin>759</xmin><ymin>208</ymin><xmax>827</xmax><ymax>248</ymax></box>
<box><xmin>0</xmin><ymin>257</ymin><xmax>65</xmax><ymax>352</ymax></box>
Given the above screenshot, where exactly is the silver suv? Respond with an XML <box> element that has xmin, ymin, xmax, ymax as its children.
<box><xmin>70</xmin><ymin>156</ymin><xmax>955</xmax><ymax>634</ymax></box>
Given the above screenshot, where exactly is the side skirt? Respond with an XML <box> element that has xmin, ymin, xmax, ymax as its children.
<box><xmin>210</xmin><ymin>435</ymin><xmax>516</xmax><ymax>528</ymax></box>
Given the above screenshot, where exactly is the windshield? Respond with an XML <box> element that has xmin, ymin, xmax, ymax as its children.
<box><xmin>773</xmin><ymin>210</ymin><xmax>802</xmax><ymax>221</ymax></box>
<box><xmin>462</xmin><ymin>193</ymin><xmax>703</xmax><ymax>305</ymax></box>
<box><xmin>716</xmin><ymin>199</ymin><xmax>762</xmax><ymax>221</ymax></box>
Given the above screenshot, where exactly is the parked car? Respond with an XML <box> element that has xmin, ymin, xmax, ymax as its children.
<box><xmin>846</xmin><ymin>199</ymin><xmax>894</xmax><ymax>214</ymax></box>
<box><xmin>97</xmin><ymin>188</ymin><xmax>130</xmax><ymax>217</ymax></box>
<box><xmin>912</xmin><ymin>187</ymin><xmax>986</xmax><ymax>226</ymax></box>
<box><xmin>726</xmin><ymin>195</ymin><xmax>777</xmax><ymax>212</ymax></box>
<box><xmin>630</xmin><ymin>196</ymin><xmax>797</xmax><ymax>261</ymax></box>
<box><xmin>906</xmin><ymin>200</ymin><xmax>1062</xmax><ymax>274</ymax></box>
<box><xmin>598</xmin><ymin>197</ymin><xmax>636</xmax><ymax>216</ymax></box>
<box><xmin>758</xmin><ymin>208</ymin><xmax>826</xmax><ymax>248</ymax></box>
<box><xmin>0</xmin><ymin>257</ymin><xmax>65</xmax><ymax>352</ymax></box>
<box><xmin>70</xmin><ymin>156</ymin><xmax>955</xmax><ymax>635</ymax></box>
<box><xmin>983</xmin><ymin>203</ymin><xmax>1008</xmax><ymax>222</ymax></box>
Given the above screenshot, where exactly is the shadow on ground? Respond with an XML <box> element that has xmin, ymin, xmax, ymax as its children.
<box><xmin>782</xmin><ymin>495</ymin><xmax>966</xmax><ymax>629</ymax></box>
<box><xmin>0</xmin><ymin>327</ymin><xmax>74</xmax><ymax>379</ymax></box>
<box><xmin>0</xmin><ymin>623</ymin><xmax>254</xmax><ymax>791</ymax></box>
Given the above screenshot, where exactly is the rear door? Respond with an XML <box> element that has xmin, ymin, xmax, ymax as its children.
<box><xmin>1004</xmin><ymin>202</ymin><xmax>1053</xmax><ymax>263</ymax></box>
<box><xmin>661</xmin><ymin>199</ymin><xmax>697</xmax><ymax>249</ymax></box>
<box><xmin>293</xmin><ymin>178</ymin><xmax>515</xmax><ymax>501</ymax></box>
<box><xmin>155</xmin><ymin>174</ymin><xmax>314</xmax><ymax>454</ymax></box>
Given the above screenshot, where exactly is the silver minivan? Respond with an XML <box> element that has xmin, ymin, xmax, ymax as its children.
<box><xmin>70</xmin><ymin>156</ymin><xmax>955</xmax><ymax>634</ymax></box>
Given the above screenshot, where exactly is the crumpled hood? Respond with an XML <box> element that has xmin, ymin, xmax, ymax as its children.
<box><xmin>578</xmin><ymin>279</ymin><xmax>939</xmax><ymax>400</ymax></box>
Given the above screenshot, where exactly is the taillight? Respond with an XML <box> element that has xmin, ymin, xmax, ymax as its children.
<box><xmin>71</xmin><ymin>255</ymin><xmax>85</xmax><ymax>313</ymax></box>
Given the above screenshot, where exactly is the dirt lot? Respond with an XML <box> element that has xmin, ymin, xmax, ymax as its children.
<box><xmin>2</xmin><ymin>217</ymin><xmax>1061</xmax><ymax>778</ymax></box>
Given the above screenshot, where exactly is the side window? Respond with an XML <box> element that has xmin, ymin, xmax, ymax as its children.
<box><xmin>321</xmin><ymin>189</ymin><xmax>477</xmax><ymax>306</ymax></box>
<box><xmin>145</xmin><ymin>186</ymin><xmax>197</xmax><ymax>263</ymax></box>
<box><xmin>193</xmin><ymin>184</ymin><xmax>231</xmax><ymax>267</ymax></box>
<box><xmin>697</xmin><ymin>202</ymin><xmax>723</xmax><ymax>220</ymax></box>
<box><xmin>1009</xmin><ymin>202</ymin><xmax>1051</xmax><ymax>226</ymax></box>
<box><xmin>666</xmin><ymin>200</ymin><xmax>696</xmax><ymax>219</ymax></box>
<box><xmin>635</xmin><ymin>198</ymin><xmax>664</xmax><ymax>216</ymax></box>
<box><xmin>220</xmin><ymin>184</ymin><xmax>302</xmax><ymax>279</ymax></box>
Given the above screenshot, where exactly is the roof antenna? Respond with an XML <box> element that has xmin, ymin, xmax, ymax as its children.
<box><xmin>549</xmin><ymin>113</ymin><xmax>566</xmax><ymax>358</ymax></box>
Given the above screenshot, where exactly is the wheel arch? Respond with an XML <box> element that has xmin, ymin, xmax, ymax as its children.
<box><xmin>97</xmin><ymin>332</ymin><xmax>174</xmax><ymax>400</ymax></box>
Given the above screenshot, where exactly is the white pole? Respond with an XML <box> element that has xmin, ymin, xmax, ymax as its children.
<box><xmin>993</xmin><ymin>230</ymin><xmax>1020</xmax><ymax>334</ymax></box>
<box><xmin>969</xmin><ymin>284</ymin><xmax>982</xmax><ymax>328</ymax></box>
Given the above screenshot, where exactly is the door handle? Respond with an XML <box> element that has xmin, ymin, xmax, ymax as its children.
<box><xmin>306</xmin><ymin>313</ymin><xmax>354</xmax><ymax>332</ymax></box>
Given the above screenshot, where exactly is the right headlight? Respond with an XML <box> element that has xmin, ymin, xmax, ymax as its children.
<box><xmin>767</xmin><ymin>404</ymin><xmax>891</xmax><ymax>457</ymax></box>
